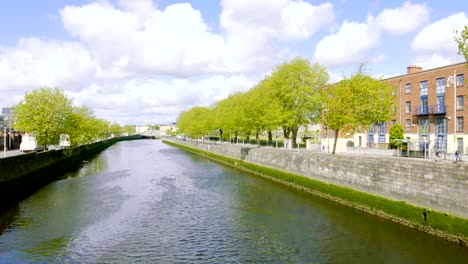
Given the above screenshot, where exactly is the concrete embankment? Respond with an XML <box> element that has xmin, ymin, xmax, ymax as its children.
<box><xmin>164</xmin><ymin>138</ymin><xmax>468</xmax><ymax>246</ymax></box>
<box><xmin>0</xmin><ymin>135</ymin><xmax>148</xmax><ymax>206</ymax></box>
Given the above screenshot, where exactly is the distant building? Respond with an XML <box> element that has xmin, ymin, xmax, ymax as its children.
<box><xmin>135</xmin><ymin>125</ymin><xmax>151</xmax><ymax>134</ymax></box>
<box><xmin>159</xmin><ymin>124</ymin><xmax>177</xmax><ymax>136</ymax></box>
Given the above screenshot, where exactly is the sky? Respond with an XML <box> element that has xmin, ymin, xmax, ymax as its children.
<box><xmin>0</xmin><ymin>0</ymin><xmax>467</xmax><ymax>125</ymax></box>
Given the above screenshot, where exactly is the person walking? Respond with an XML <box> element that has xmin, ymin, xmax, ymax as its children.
<box><xmin>455</xmin><ymin>148</ymin><xmax>462</xmax><ymax>163</ymax></box>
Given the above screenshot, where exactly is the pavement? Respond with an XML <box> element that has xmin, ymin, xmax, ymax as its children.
<box><xmin>0</xmin><ymin>149</ymin><xmax>26</xmax><ymax>158</ymax></box>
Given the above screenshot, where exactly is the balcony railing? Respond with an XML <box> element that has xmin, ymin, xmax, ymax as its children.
<box><xmin>432</xmin><ymin>104</ymin><xmax>446</xmax><ymax>114</ymax></box>
<box><xmin>414</xmin><ymin>104</ymin><xmax>446</xmax><ymax>115</ymax></box>
<box><xmin>414</xmin><ymin>106</ymin><xmax>428</xmax><ymax>115</ymax></box>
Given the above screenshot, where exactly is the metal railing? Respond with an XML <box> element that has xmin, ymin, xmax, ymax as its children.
<box><xmin>414</xmin><ymin>104</ymin><xmax>445</xmax><ymax>115</ymax></box>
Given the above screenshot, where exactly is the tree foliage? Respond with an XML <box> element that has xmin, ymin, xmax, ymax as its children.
<box><xmin>389</xmin><ymin>124</ymin><xmax>404</xmax><ymax>148</ymax></box>
<box><xmin>123</xmin><ymin>125</ymin><xmax>136</xmax><ymax>135</ymax></box>
<box><xmin>321</xmin><ymin>65</ymin><xmax>395</xmax><ymax>154</ymax></box>
<box><xmin>269</xmin><ymin>58</ymin><xmax>329</xmax><ymax>146</ymax></box>
<box><xmin>14</xmin><ymin>87</ymin><xmax>73</xmax><ymax>146</ymax></box>
<box><xmin>177</xmin><ymin>106</ymin><xmax>215</xmax><ymax>139</ymax></box>
<box><xmin>455</xmin><ymin>25</ymin><xmax>468</xmax><ymax>62</ymax></box>
<box><xmin>14</xmin><ymin>87</ymin><xmax>118</xmax><ymax>147</ymax></box>
<box><xmin>110</xmin><ymin>123</ymin><xmax>122</xmax><ymax>137</ymax></box>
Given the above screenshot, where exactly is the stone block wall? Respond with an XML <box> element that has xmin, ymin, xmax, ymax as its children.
<box><xmin>169</xmin><ymin>139</ymin><xmax>468</xmax><ymax>219</ymax></box>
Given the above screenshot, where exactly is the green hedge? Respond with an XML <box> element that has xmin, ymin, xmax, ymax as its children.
<box><xmin>163</xmin><ymin>139</ymin><xmax>468</xmax><ymax>245</ymax></box>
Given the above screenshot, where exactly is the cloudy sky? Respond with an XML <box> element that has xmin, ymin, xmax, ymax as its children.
<box><xmin>0</xmin><ymin>0</ymin><xmax>466</xmax><ymax>125</ymax></box>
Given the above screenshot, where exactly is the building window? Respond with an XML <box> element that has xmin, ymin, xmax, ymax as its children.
<box><xmin>392</xmin><ymin>120</ymin><xmax>396</xmax><ymax>126</ymax></box>
<box><xmin>405</xmin><ymin>119</ymin><xmax>411</xmax><ymax>131</ymax></box>
<box><xmin>419</xmin><ymin>118</ymin><xmax>429</xmax><ymax>134</ymax></box>
<box><xmin>436</xmin><ymin>95</ymin><xmax>445</xmax><ymax>113</ymax></box>
<box><xmin>405</xmin><ymin>83</ymin><xmax>411</xmax><ymax>93</ymax></box>
<box><xmin>457</xmin><ymin>138</ymin><xmax>464</xmax><ymax>153</ymax></box>
<box><xmin>420</xmin><ymin>97</ymin><xmax>428</xmax><ymax>114</ymax></box>
<box><xmin>435</xmin><ymin>118</ymin><xmax>447</xmax><ymax>134</ymax></box>
<box><xmin>406</xmin><ymin>101</ymin><xmax>411</xmax><ymax>114</ymax></box>
<box><xmin>436</xmin><ymin>78</ymin><xmax>445</xmax><ymax>94</ymax></box>
<box><xmin>457</xmin><ymin>117</ymin><xmax>464</xmax><ymax>131</ymax></box>
<box><xmin>457</xmin><ymin>95</ymin><xmax>464</xmax><ymax>110</ymax></box>
<box><xmin>457</xmin><ymin>74</ymin><xmax>464</xmax><ymax>86</ymax></box>
<box><xmin>420</xmin><ymin>80</ymin><xmax>428</xmax><ymax>96</ymax></box>
<box><xmin>378</xmin><ymin>122</ymin><xmax>386</xmax><ymax>143</ymax></box>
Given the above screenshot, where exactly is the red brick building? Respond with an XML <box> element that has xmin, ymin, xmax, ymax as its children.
<box><xmin>355</xmin><ymin>62</ymin><xmax>468</xmax><ymax>154</ymax></box>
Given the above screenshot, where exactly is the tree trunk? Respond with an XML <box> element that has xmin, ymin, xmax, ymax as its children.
<box><xmin>255</xmin><ymin>130</ymin><xmax>260</xmax><ymax>145</ymax></box>
<box><xmin>268</xmin><ymin>131</ymin><xmax>273</xmax><ymax>145</ymax></box>
<box><xmin>219</xmin><ymin>129</ymin><xmax>223</xmax><ymax>141</ymax></box>
<box><xmin>332</xmin><ymin>129</ymin><xmax>339</xmax><ymax>154</ymax></box>
<box><xmin>283</xmin><ymin>127</ymin><xmax>290</xmax><ymax>139</ymax></box>
<box><xmin>234</xmin><ymin>131</ymin><xmax>238</xmax><ymax>144</ymax></box>
<box><xmin>291</xmin><ymin>126</ymin><xmax>298</xmax><ymax>148</ymax></box>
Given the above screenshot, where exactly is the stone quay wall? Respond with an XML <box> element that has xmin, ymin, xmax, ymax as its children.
<box><xmin>167</xmin><ymin>139</ymin><xmax>468</xmax><ymax>219</ymax></box>
<box><xmin>0</xmin><ymin>135</ymin><xmax>146</xmax><ymax>204</ymax></box>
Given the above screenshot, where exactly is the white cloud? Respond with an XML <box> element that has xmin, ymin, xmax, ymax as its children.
<box><xmin>0</xmin><ymin>38</ymin><xmax>96</xmax><ymax>93</ymax></box>
<box><xmin>69</xmin><ymin>75</ymin><xmax>255</xmax><ymax>124</ymax></box>
<box><xmin>314</xmin><ymin>1</ymin><xmax>430</xmax><ymax>68</ymax></box>
<box><xmin>1</xmin><ymin>0</ymin><xmax>336</xmax><ymax>124</ymax></box>
<box><xmin>314</xmin><ymin>21</ymin><xmax>380</xmax><ymax>67</ymax></box>
<box><xmin>412</xmin><ymin>54</ymin><xmax>459</xmax><ymax>70</ymax></box>
<box><xmin>369</xmin><ymin>1</ymin><xmax>429</xmax><ymax>35</ymax></box>
<box><xmin>411</xmin><ymin>12</ymin><xmax>468</xmax><ymax>55</ymax></box>
<box><xmin>59</xmin><ymin>0</ymin><xmax>335</xmax><ymax>78</ymax></box>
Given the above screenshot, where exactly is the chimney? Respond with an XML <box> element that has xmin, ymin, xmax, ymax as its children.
<box><xmin>407</xmin><ymin>65</ymin><xmax>422</xmax><ymax>74</ymax></box>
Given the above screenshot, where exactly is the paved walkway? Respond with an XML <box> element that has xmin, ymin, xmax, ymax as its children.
<box><xmin>0</xmin><ymin>149</ymin><xmax>26</xmax><ymax>158</ymax></box>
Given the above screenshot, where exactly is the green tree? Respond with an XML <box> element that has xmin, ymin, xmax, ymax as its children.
<box><xmin>66</xmin><ymin>106</ymin><xmax>99</xmax><ymax>146</ymax></box>
<box><xmin>154</xmin><ymin>125</ymin><xmax>160</xmax><ymax>130</ymax></box>
<box><xmin>123</xmin><ymin>125</ymin><xmax>135</xmax><ymax>135</ymax></box>
<box><xmin>322</xmin><ymin>65</ymin><xmax>395</xmax><ymax>154</ymax></box>
<box><xmin>177</xmin><ymin>106</ymin><xmax>214</xmax><ymax>139</ymax></box>
<box><xmin>455</xmin><ymin>25</ymin><xmax>468</xmax><ymax>62</ymax></box>
<box><xmin>110</xmin><ymin>123</ymin><xmax>122</xmax><ymax>137</ymax></box>
<box><xmin>243</xmin><ymin>78</ymin><xmax>283</xmax><ymax>143</ymax></box>
<box><xmin>14</xmin><ymin>87</ymin><xmax>73</xmax><ymax>147</ymax></box>
<box><xmin>269</xmin><ymin>58</ymin><xmax>329</xmax><ymax>147</ymax></box>
<box><xmin>212</xmin><ymin>92</ymin><xmax>249</xmax><ymax>141</ymax></box>
<box><xmin>389</xmin><ymin>124</ymin><xmax>404</xmax><ymax>148</ymax></box>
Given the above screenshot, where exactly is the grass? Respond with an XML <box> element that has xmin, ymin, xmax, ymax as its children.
<box><xmin>163</xmin><ymin>139</ymin><xmax>468</xmax><ymax>245</ymax></box>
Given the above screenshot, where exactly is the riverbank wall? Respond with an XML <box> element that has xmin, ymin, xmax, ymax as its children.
<box><xmin>164</xmin><ymin>138</ymin><xmax>468</xmax><ymax>246</ymax></box>
<box><xmin>0</xmin><ymin>135</ymin><xmax>148</xmax><ymax>205</ymax></box>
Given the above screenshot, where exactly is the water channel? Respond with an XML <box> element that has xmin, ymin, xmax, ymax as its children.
<box><xmin>0</xmin><ymin>139</ymin><xmax>467</xmax><ymax>263</ymax></box>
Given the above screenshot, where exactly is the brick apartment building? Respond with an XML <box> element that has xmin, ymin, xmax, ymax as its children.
<box><xmin>349</xmin><ymin>62</ymin><xmax>467</xmax><ymax>154</ymax></box>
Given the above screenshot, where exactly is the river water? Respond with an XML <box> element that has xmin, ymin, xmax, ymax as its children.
<box><xmin>0</xmin><ymin>139</ymin><xmax>467</xmax><ymax>263</ymax></box>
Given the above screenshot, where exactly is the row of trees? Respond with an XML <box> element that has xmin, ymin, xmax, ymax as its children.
<box><xmin>177</xmin><ymin>58</ymin><xmax>395</xmax><ymax>154</ymax></box>
<box><xmin>13</xmin><ymin>87</ymin><xmax>130</xmax><ymax>148</ymax></box>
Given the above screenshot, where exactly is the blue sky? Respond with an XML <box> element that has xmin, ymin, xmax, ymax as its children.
<box><xmin>0</xmin><ymin>0</ymin><xmax>466</xmax><ymax>125</ymax></box>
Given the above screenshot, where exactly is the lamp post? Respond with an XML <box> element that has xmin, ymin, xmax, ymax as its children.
<box><xmin>3</xmin><ymin>116</ymin><xmax>7</xmax><ymax>158</ymax></box>
<box><xmin>447</xmin><ymin>70</ymin><xmax>457</xmax><ymax>152</ymax></box>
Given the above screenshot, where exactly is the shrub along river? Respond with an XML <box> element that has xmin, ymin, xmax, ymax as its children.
<box><xmin>0</xmin><ymin>139</ymin><xmax>467</xmax><ymax>263</ymax></box>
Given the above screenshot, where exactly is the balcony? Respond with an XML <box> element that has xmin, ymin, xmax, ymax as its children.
<box><xmin>431</xmin><ymin>104</ymin><xmax>446</xmax><ymax>114</ymax></box>
<box><xmin>414</xmin><ymin>104</ymin><xmax>445</xmax><ymax>115</ymax></box>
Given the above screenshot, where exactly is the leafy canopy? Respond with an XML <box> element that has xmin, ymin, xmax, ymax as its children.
<box><xmin>322</xmin><ymin>65</ymin><xmax>395</xmax><ymax>154</ymax></box>
<box><xmin>455</xmin><ymin>25</ymin><xmax>468</xmax><ymax>62</ymax></box>
<box><xmin>389</xmin><ymin>124</ymin><xmax>404</xmax><ymax>148</ymax></box>
<box><xmin>14</xmin><ymin>87</ymin><xmax>73</xmax><ymax>146</ymax></box>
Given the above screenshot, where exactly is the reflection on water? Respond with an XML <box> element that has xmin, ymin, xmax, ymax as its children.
<box><xmin>0</xmin><ymin>139</ymin><xmax>467</xmax><ymax>263</ymax></box>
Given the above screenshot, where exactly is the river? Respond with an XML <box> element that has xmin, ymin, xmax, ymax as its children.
<box><xmin>0</xmin><ymin>139</ymin><xmax>467</xmax><ymax>263</ymax></box>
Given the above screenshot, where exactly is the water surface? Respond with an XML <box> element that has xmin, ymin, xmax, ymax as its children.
<box><xmin>0</xmin><ymin>140</ymin><xmax>467</xmax><ymax>263</ymax></box>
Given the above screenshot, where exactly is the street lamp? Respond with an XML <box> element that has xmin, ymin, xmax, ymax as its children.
<box><xmin>3</xmin><ymin>115</ymin><xmax>7</xmax><ymax>158</ymax></box>
<box><xmin>447</xmin><ymin>70</ymin><xmax>457</xmax><ymax>152</ymax></box>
